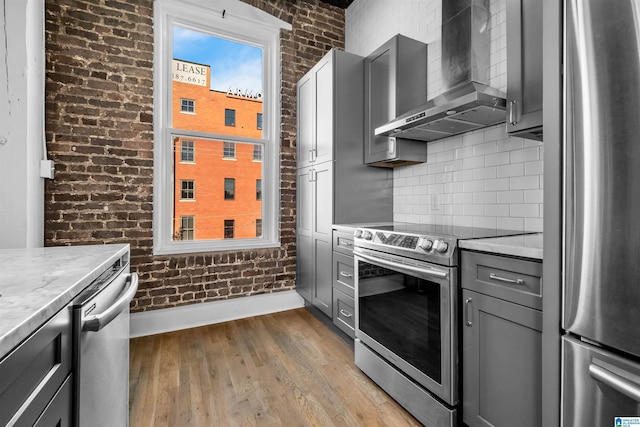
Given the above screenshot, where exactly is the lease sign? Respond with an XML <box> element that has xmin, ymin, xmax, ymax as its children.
<box><xmin>172</xmin><ymin>59</ymin><xmax>208</xmax><ymax>87</ymax></box>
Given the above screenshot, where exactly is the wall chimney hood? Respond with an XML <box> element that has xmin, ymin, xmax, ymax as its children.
<box><xmin>376</xmin><ymin>0</ymin><xmax>506</xmax><ymax>142</ymax></box>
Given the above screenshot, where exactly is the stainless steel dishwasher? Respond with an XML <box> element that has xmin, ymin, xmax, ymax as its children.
<box><xmin>71</xmin><ymin>253</ymin><xmax>138</xmax><ymax>427</ymax></box>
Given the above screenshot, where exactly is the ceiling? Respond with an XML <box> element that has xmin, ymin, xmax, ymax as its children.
<box><xmin>320</xmin><ymin>0</ymin><xmax>354</xmax><ymax>8</ymax></box>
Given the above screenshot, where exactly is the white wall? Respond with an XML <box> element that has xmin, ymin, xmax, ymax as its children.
<box><xmin>0</xmin><ymin>0</ymin><xmax>46</xmax><ymax>248</ymax></box>
<box><xmin>346</xmin><ymin>0</ymin><xmax>543</xmax><ymax>232</ymax></box>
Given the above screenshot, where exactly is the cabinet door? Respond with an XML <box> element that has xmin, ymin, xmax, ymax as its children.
<box><xmin>314</xmin><ymin>54</ymin><xmax>334</xmax><ymax>165</ymax></box>
<box><xmin>34</xmin><ymin>375</ymin><xmax>72</xmax><ymax>427</ymax></box>
<box><xmin>462</xmin><ymin>289</ymin><xmax>542</xmax><ymax>427</ymax></box>
<box><xmin>312</xmin><ymin>162</ymin><xmax>333</xmax><ymax>316</ymax></box>
<box><xmin>297</xmin><ymin>73</ymin><xmax>315</xmax><ymax>168</ymax></box>
<box><xmin>365</xmin><ymin>45</ymin><xmax>394</xmax><ymax>164</ymax></box>
<box><xmin>506</xmin><ymin>0</ymin><xmax>543</xmax><ymax>140</ymax></box>
<box><xmin>296</xmin><ymin>167</ymin><xmax>314</xmax><ymax>302</ymax></box>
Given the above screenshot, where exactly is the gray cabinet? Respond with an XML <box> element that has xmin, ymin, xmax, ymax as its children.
<box><xmin>296</xmin><ymin>49</ymin><xmax>393</xmax><ymax>318</ymax></box>
<box><xmin>332</xmin><ymin>229</ymin><xmax>355</xmax><ymax>338</ymax></box>
<box><xmin>506</xmin><ymin>0</ymin><xmax>543</xmax><ymax>141</ymax></box>
<box><xmin>365</xmin><ymin>34</ymin><xmax>428</xmax><ymax>167</ymax></box>
<box><xmin>0</xmin><ymin>305</ymin><xmax>72</xmax><ymax>426</ymax></box>
<box><xmin>461</xmin><ymin>251</ymin><xmax>543</xmax><ymax>427</ymax></box>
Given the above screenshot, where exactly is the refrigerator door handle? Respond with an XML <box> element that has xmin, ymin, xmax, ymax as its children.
<box><xmin>84</xmin><ymin>273</ymin><xmax>139</xmax><ymax>332</ymax></box>
<box><xmin>589</xmin><ymin>362</ymin><xmax>640</xmax><ymax>402</ymax></box>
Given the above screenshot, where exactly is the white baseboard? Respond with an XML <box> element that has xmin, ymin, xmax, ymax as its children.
<box><xmin>130</xmin><ymin>290</ymin><xmax>305</xmax><ymax>338</ymax></box>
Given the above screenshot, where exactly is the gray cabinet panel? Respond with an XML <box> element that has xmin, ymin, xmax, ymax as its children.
<box><xmin>506</xmin><ymin>0</ymin><xmax>543</xmax><ymax>140</ymax></box>
<box><xmin>315</xmin><ymin>57</ymin><xmax>334</xmax><ymax>164</ymax></box>
<box><xmin>34</xmin><ymin>375</ymin><xmax>72</xmax><ymax>427</ymax></box>
<box><xmin>314</xmin><ymin>237</ymin><xmax>332</xmax><ymax>316</ymax></box>
<box><xmin>462</xmin><ymin>289</ymin><xmax>542</xmax><ymax>427</ymax></box>
<box><xmin>333</xmin><ymin>288</ymin><xmax>355</xmax><ymax>338</ymax></box>
<box><xmin>313</xmin><ymin>162</ymin><xmax>333</xmax><ymax>238</ymax></box>
<box><xmin>297</xmin><ymin>74</ymin><xmax>314</xmax><ymax>168</ymax></box>
<box><xmin>296</xmin><ymin>167</ymin><xmax>314</xmax><ymax>302</ymax></box>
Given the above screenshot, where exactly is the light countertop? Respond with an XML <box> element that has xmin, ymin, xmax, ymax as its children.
<box><xmin>0</xmin><ymin>244</ymin><xmax>129</xmax><ymax>358</ymax></box>
<box><xmin>459</xmin><ymin>233</ymin><xmax>543</xmax><ymax>260</ymax></box>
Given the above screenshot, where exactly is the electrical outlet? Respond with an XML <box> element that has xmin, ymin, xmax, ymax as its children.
<box><xmin>40</xmin><ymin>160</ymin><xmax>55</xmax><ymax>179</ymax></box>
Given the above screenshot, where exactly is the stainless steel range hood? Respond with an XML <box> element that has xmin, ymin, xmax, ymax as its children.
<box><xmin>376</xmin><ymin>0</ymin><xmax>506</xmax><ymax>142</ymax></box>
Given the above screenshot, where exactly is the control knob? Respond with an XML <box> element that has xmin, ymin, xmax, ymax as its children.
<box><xmin>434</xmin><ymin>240</ymin><xmax>449</xmax><ymax>253</ymax></box>
<box><xmin>363</xmin><ymin>231</ymin><xmax>373</xmax><ymax>241</ymax></box>
<box><xmin>354</xmin><ymin>229</ymin><xmax>363</xmax><ymax>238</ymax></box>
<box><xmin>419</xmin><ymin>239</ymin><xmax>434</xmax><ymax>251</ymax></box>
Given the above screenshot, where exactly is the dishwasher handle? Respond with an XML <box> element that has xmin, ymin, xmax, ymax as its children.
<box><xmin>84</xmin><ymin>273</ymin><xmax>138</xmax><ymax>332</ymax></box>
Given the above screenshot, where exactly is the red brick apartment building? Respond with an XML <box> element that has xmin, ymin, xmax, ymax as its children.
<box><xmin>171</xmin><ymin>59</ymin><xmax>263</xmax><ymax>240</ymax></box>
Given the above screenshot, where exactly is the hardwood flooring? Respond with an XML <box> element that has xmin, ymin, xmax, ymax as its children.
<box><xmin>129</xmin><ymin>308</ymin><xmax>421</xmax><ymax>427</ymax></box>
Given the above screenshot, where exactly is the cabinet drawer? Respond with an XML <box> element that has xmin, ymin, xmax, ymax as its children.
<box><xmin>0</xmin><ymin>305</ymin><xmax>72</xmax><ymax>426</ymax></box>
<box><xmin>332</xmin><ymin>230</ymin><xmax>355</xmax><ymax>256</ymax></box>
<box><xmin>462</xmin><ymin>251</ymin><xmax>542</xmax><ymax>310</ymax></box>
<box><xmin>333</xmin><ymin>289</ymin><xmax>355</xmax><ymax>339</ymax></box>
<box><xmin>333</xmin><ymin>251</ymin><xmax>354</xmax><ymax>297</ymax></box>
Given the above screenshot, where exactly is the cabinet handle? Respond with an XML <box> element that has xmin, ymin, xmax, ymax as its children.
<box><xmin>388</xmin><ymin>137</ymin><xmax>396</xmax><ymax>156</ymax></box>
<box><xmin>589</xmin><ymin>362</ymin><xmax>640</xmax><ymax>402</ymax></box>
<box><xmin>308</xmin><ymin>149</ymin><xmax>316</xmax><ymax>163</ymax></box>
<box><xmin>340</xmin><ymin>240</ymin><xmax>353</xmax><ymax>247</ymax></box>
<box><xmin>308</xmin><ymin>168</ymin><xmax>316</xmax><ymax>182</ymax></box>
<box><xmin>489</xmin><ymin>272</ymin><xmax>524</xmax><ymax>285</ymax></box>
<box><xmin>339</xmin><ymin>309</ymin><xmax>353</xmax><ymax>318</ymax></box>
<box><xmin>509</xmin><ymin>100</ymin><xmax>518</xmax><ymax>125</ymax></box>
<box><xmin>465</xmin><ymin>298</ymin><xmax>473</xmax><ymax>326</ymax></box>
<box><xmin>339</xmin><ymin>271</ymin><xmax>353</xmax><ymax>278</ymax></box>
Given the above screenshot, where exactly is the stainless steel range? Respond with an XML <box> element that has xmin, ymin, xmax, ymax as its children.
<box><xmin>353</xmin><ymin>223</ymin><xmax>521</xmax><ymax>426</ymax></box>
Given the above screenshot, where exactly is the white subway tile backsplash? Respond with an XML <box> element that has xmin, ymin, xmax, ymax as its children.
<box><xmin>347</xmin><ymin>0</ymin><xmax>543</xmax><ymax>233</ymax></box>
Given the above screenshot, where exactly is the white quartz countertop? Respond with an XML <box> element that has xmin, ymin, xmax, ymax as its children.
<box><xmin>0</xmin><ymin>244</ymin><xmax>129</xmax><ymax>358</ymax></box>
<box><xmin>459</xmin><ymin>233</ymin><xmax>543</xmax><ymax>260</ymax></box>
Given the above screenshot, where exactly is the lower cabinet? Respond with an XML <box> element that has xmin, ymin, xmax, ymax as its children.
<box><xmin>331</xmin><ymin>228</ymin><xmax>355</xmax><ymax>338</ymax></box>
<box><xmin>0</xmin><ymin>305</ymin><xmax>72</xmax><ymax>426</ymax></box>
<box><xmin>462</xmin><ymin>289</ymin><xmax>542</xmax><ymax>427</ymax></box>
<box><xmin>461</xmin><ymin>250</ymin><xmax>543</xmax><ymax>427</ymax></box>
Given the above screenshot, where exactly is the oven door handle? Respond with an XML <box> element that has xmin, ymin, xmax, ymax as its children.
<box><xmin>84</xmin><ymin>273</ymin><xmax>138</xmax><ymax>332</ymax></box>
<box><xmin>355</xmin><ymin>251</ymin><xmax>448</xmax><ymax>279</ymax></box>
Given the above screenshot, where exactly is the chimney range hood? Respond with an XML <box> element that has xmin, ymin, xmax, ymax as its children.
<box><xmin>376</xmin><ymin>0</ymin><xmax>507</xmax><ymax>143</ymax></box>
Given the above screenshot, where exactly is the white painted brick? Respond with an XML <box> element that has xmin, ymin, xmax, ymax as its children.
<box><xmin>485</xmin><ymin>178</ymin><xmax>510</xmax><ymax>191</ymax></box>
<box><xmin>510</xmin><ymin>204</ymin><xmax>540</xmax><ymax>217</ymax></box>
<box><xmin>510</xmin><ymin>147</ymin><xmax>540</xmax><ymax>163</ymax></box>
<box><xmin>510</xmin><ymin>175</ymin><xmax>540</xmax><ymax>190</ymax></box>
<box><xmin>497</xmin><ymin>163</ymin><xmax>524</xmax><ymax>178</ymax></box>
<box><xmin>497</xmin><ymin>190</ymin><xmax>524</xmax><ymax>204</ymax></box>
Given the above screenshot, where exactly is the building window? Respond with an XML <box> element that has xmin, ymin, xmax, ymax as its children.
<box><xmin>180</xmin><ymin>98</ymin><xmax>195</xmax><ymax>113</ymax></box>
<box><xmin>224</xmin><ymin>220</ymin><xmax>235</xmax><ymax>239</ymax></box>
<box><xmin>253</xmin><ymin>144</ymin><xmax>262</xmax><ymax>161</ymax></box>
<box><xmin>224</xmin><ymin>178</ymin><xmax>235</xmax><ymax>200</ymax></box>
<box><xmin>256</xmin><ymin>179</ymin><xmax>262</xmax><ymax>200</ymax></box>
<box><xmin>154</xmin><ymin>0</ymin><xmax>290</xmax><ymax>254</ymax></box>
<box><xmin>256</xmin><ymin>219</ymin><xmax>262</xmax><ymax>237</ymax></box>
<box><xmin>181</xmin><ymin>180</ymin><xmax>194</xmax><ymax>200</ymax></box>
<box><xmin>225</xmin><ymin>109</ymin><xmax>236</xmax><ymax>126</ymax></box>
<box><xmin>180</xmin><ymin>216</ymin><xmax>194</xmax><ymax>240</ymax></box>
<box><xmin>223</xmin><ymin>141</ymin><xmax>236</xmax><ymax>159</ymax></box>
<box><xmin>181</xmin><ymin>140</ymin><xmax>194</xmax><ymax>162</ymax></box>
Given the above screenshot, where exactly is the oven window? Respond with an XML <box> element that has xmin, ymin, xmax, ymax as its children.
<box><xmin>358</xmin><ymin>261</ymin><xmax>441</xmax><ymax>383</ymax></box>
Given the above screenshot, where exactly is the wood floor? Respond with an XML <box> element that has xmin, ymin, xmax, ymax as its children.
<box><xmin>129</xmin><ymin>308</ymin><xmax>422</xmax><ymax>427</ymax></box>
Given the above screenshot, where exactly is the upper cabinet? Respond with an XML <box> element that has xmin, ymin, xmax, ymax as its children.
<box><xmin>364</xmin><ymin>35</ymin><xmax>428</xmax><ymax>167</ymax></box>
<box><xmin>506</xmin><ymin>0</ymin><xmax>543</xmax><ymax>141</ymax></box>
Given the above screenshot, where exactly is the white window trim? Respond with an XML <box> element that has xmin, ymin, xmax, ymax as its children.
<box><xmin>153</xmin><ymin>0</ymin><xmax>290</xmax><ymax>255</ymax></box>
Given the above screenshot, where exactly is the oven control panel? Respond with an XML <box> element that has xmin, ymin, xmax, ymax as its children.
<box><xmin>354</xmin><ymin>227</ymin><xmax>456</xmax><ymax>263</ymax></box>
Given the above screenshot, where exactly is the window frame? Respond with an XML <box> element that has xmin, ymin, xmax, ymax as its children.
<box><xmin>153</xmin><ymin>0</ymin><xmax>289</xmax><ymax>255</ymax></box>
<box><xmin>224</xmin><ymin>108</ymin><xmax>236</xmax><ymax>127</ymax></box>
<box><xmin>180</xmin><ymin>179</ymin><xmax>195</xmax><ymax>200</ymax></box>
<box><xmin>180</xmin><ymin>98</ymin><xmax>195</xmax><ymax>114</ymax></box>
<box><xmin>224</xmin><ymin>178</ymin><xmax>235</xmax><ymax>200</ymax></box>
<box><xmin>180</xmin><ymin>215</ymin><xmax>195</xmax><ymax>240</ymax></box>
<box><xmin>224</xmin><ymin>219</ymin><xmax>235</xmax><ymax>239</ymax></box>
<box><xmin>223</xmin><ymin>141</ymin><xmax>236</xmax><ymax>159</ymax></box>
<box><xmin>180</xmin><ymin>140</ymin><xmax>195</xmax><ymax>162</ymax></box>
<box><xmin>257</xmin><ymin>112</ymin><xmax>263</xmax><ymax>130</ymax></box>
<box><xmin>253</xmin><ymin>144</ymin><xmax>262</xmax><ymax>161</ymax></box>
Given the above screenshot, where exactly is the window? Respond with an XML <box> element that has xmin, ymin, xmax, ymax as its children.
<box><xmin>180</xmin><ymin>216</ymin><xmax>195</xmax><ymax>240</ymax></box>
<box><xmin>153</xmin><ymin>0</ymin><xmax>290</xmax><ymax>255</ymax></box>
<box><xmin>223</xmin><ymin>141</ymin><xmax>235</xmax><ymax>159</ymax></box>
<box><xmin>225</xmin><ymin>109</ymin><xmax>236</xmax><ymax>127</ymax></box>
<box><xmin>224</xmin><ymin>219</ymin><xmax>235</xmax><ymax>239</ymax></box>
<box><xmin>224</xmin><ymin>178</ymin><xmax>235</xmax><ymax>200</ymax></box>
<box><xmin>256</xmin><ymin>179</ymin><xmax>262</xmax><ymax>200</ymax></box>
<box><xmin>257</xmin><ymin>113</ymin><xmax>263</xmax><ymax>130</ymax></box>
<box><xmin>180</xmin><ymin>98</ymin><xmax>195</xmax><ymax>113</ymax></box>
<box><xmin>253</xmin><ymin>144</ymin><xmax>262</xmax><ymax>161</ymax></box>
<box><xmin>181</xmin><ymin>180</ymin><xmax>194</xmax><ymax>200</ymax></box>
<box><xmin>181</xmin><ymin>140</ymin><xmax>194</xmax><ymax>162</ymax></box>
<box><xmin>256</xmin><ymin>219</ymin><xmax>262</xmax><ymax>237</ymax></box>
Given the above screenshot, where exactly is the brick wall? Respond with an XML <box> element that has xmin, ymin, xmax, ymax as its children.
<box><xmin>44</xmin><ymin>0</ymin><xmax>345</xmax><ymax>312</ymax></box>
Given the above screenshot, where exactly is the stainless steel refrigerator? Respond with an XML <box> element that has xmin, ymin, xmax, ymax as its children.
<box><xmin>563</xmin><ymin>0</ymin><xmax>640</xmax><ymax>424</ymax></box>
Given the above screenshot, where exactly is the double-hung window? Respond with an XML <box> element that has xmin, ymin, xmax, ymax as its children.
<box><xmin>153</xmin><ymin>0</ymin><xmax>290</xmax><ymax>254</ymax></box>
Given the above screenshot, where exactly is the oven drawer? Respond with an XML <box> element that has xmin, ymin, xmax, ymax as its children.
<box><xmin>333</xmin><ymin>251</ymin><xmax>354</xmax><ymax>296</ymax></box>
<box><xmin>333</xmin><ymin>230</ymin><xmax>355</xmax><ymax>256</ymax></box>
<box><xmin>333</xmin><ymin>289</ymin><xmax>355</xmax><ymax>338</ymax></box>
<box><xmin>462</xmin><ymin>251</ymin><xmax>542</xmax><ymax>310</ymax></box>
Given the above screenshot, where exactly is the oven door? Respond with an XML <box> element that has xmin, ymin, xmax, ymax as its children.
<box><xmin>354</xmin><ymin>248</ymin><xmax>457</xmax><ymax>406</ymax></box>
